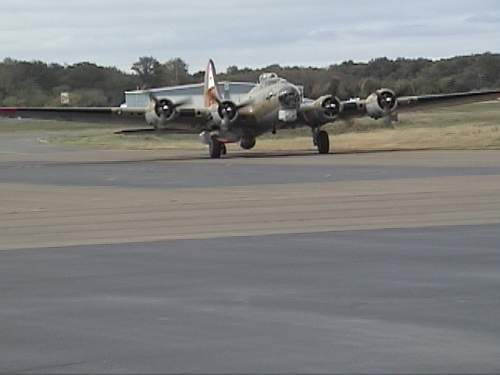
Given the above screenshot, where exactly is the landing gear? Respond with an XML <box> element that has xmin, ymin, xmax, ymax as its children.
<box><xmin>209</xmin><ymin>136</ymin><xmax>223</xmax><ymax>159</ymax></box>
<box><xmin>240</xmin><ymin>136</ymin><xmax>256</xmax><ymax>150</ymax></box>
<box><xmin>313</xmin><ymin>129</ymin><xmax>330</xmax><ymax>154</ymax></box>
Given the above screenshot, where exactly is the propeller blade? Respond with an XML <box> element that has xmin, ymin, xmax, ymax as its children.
<box><xmin>236</xmin><ymin>99</ymin><xmax>253</xmax><ymax>110</ymax></box>
<box><xmin>148</xmin><ymin>92</ymin><xmax>159</xmax><ymax>104</ymax></box>
<box><xmin>221</xmin><ymin>113</ymin><xmax>231</xmax><ymax>131</ymax></box>
<box><xmin>171</xmin><ymin>97</ymin><xmax>191</xmax><ymax>109</ymax></box>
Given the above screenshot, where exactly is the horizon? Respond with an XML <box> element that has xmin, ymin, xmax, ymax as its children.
<box><xmin>1</xmin><ymin>51</ymin><xmax>498</xmax><ymax>75</ymax></box>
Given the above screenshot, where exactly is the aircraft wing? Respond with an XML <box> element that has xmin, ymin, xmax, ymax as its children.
<box><xmin>0</xmin><ymin>105</ymin><xmax>212</xmax><ymax>131</ymax></box>
<box><xmin>0</xmin><ymin>107</ymin><xmax>147</xmax><ymax>125</ymax></box>
<box><xmin>396</xmin><ymin>90</ymin><xmax>500</xmax><ymax>111</ymax></box>
<box><xmin>339</xmin><ymin>89</ymin><xmax>500</xmax><ymax>119</ymax></box>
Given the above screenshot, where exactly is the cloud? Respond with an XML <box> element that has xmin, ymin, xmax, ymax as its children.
<box><xmin>0</xmin><ymin>0</ymin><xmax>499</xmax><ymax>72</ymax></box>
<box><xmin>466</xmin><ymin>14</ymin><xmax>500</xmax><ymax>24</ymax></box>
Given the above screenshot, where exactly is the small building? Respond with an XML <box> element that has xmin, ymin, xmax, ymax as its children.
<box><xmin>124</xmin><ymin>82</ymin><xmax>256</xmax><ymax>108</ymax></box>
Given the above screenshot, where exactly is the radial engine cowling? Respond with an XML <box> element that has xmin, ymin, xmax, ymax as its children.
<box><xmin>365</xmin><ymin>89</ymin><xmax>398</xmax><ymax>119</ymax></box>
<box><xmin>320</xmin><ymin>95</ymin><xmax>342</xmax><ymax>120</ymax></box>
<box><xmin>218</xmin><ymin>101</ymin><xmax>239</xmax><ymax>123</ymax></box>
<box><xmin>304</xmin><ymin>95</ymin><xmax>342</xmax><ymax>124</ymax></box>
<box><xmin>146</xmin><ymin>98</ymin><xmax>178</xmax><ymax>127</ymax></box>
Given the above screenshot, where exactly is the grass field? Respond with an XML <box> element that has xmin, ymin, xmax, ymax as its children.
<box><xmin>1</xmin><ymin>102</ymin><xmax>499</xmax><ymax>152</ymax></box>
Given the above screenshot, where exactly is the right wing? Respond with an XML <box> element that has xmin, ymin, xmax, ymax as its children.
<box><xmin>0</xmin><ymin>60</ymin><xmax>243</xmax><ymax>132</ymax></box>
<box><xmin>0</xmin><ymin>104</ymin><xmax>212</xmax><ymax>131</ymax></box>
<box><xmin>0</xmin><ymin>106</ymin><xmax>147</xmax><ymax>125</ymax></box>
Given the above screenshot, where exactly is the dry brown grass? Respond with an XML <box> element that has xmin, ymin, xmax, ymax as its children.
<box><xmin>3</xmin><ymin>101</ymin><xmax>500</xmax><ymax>152</ymax></box>
<box><xmin>332</xmin><ymin>124</ymin><xmax>500</xmax><ymax>152</ymax></box>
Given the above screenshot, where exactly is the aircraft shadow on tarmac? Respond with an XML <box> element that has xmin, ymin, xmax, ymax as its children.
<box><xmin>23</xmin><ymin>150</ymin><xmax>322</xmax><ymax>166</ymax></box>
<box><xmin>1</xmin><ymin>147</ymin><xmax>443</xmax><ymax>168</ymax></box>
<box><xmin>69</xmin><ymin>147</ymin><xmax>436</xmax><ymax>165</ymax></box>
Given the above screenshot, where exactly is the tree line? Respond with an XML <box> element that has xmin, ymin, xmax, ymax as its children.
<box><xmin>0</xmin><ymin>53</ymin><xmax>499</xmax><ymax>107</ymax></box>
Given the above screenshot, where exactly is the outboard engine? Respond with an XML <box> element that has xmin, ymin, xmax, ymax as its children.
<box><xmin>145</xmin><ymin>97</ymin><xmax>180</xmax><ymax>128</ymax></box>
<box><xmin>155</xmin><ymin>99</ymin><xmax>177</xmax><ymax>120</ymax></box>
<box><xmin>365</xmin><ymin>89</ymin><xmax>398</xmax><ymax>119</ymax></box>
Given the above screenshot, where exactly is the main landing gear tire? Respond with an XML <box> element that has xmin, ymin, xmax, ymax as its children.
<box><xmin>209</xmin><ymin>136</ymin><xmax>223</xmax><ymax>159</ymax></box>
<box><xmin>240</xmin><ymin>136</ymin><xmax>256</xmax><ymax>150</ymax></box>
<box><xmin>316</xmin><ymin>130</ymin><xmax>330</xmax><ymax>154</ymax></box>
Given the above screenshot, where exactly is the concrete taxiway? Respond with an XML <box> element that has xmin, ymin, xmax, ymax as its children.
<box><xmin>1</xmin><ymin>134</ymin><xmax>500</xmax><ymax>372</ymax></box>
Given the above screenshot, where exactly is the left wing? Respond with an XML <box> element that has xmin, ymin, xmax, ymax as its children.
<box><xmin>340</xmin><ymin>89</ymin><xmax>500</xmax><ymax>120</ymax></box>
<box><xmin>300</xmin><ymin>89</ymin><xmax>500</xmax><ymax>127</ymax></box>
<box><xmin>397</xmin><ymin>90</ymin><xmax>500</xmax><ymax>111</ymax></box>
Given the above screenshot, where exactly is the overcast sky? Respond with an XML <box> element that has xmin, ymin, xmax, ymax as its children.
<box><xmin>1</xmin><ymin>0</ymin><xmax>499</xmax><ymax>72</ymax></box>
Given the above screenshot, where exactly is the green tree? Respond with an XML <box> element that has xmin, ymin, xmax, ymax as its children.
<box><xmin>131</xmin><ymin>56</ymin><xmax>161</xmax><ymax>89</ymax></box>
<box><xmin>160</xmin><ymin>58</ymin><xmax>189</xmax><ymax>86</ymax></box>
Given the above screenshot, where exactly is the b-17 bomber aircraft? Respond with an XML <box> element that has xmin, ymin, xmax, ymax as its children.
<box><xmin>1</xmin><ymin>59</ymin><xmax>500</xmax><ymax>158</ymax></box>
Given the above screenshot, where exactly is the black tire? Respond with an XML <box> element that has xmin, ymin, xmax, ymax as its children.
<box><xmin>209</xmin><ymin>137</ymin><xmax>222</xmax><ymax>159</ymax></box>
<box><xmin>316</xmin><ymin>130</ymin><xmax>330</xmax><ymax>154</ymax></box>
<box><xmin>240</xmin><ymin>136</ymin><xmax>256</xmax><ymax>150</ymax></box>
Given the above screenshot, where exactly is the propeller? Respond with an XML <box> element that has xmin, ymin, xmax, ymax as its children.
<box><xmin>321</xmin><ymin>96</ymin><xmax>342</xmax><ymax>119</ymax></box>
<box><xmin>377</xmin><ymin>90</ymin><xmax>398</xmax><ymax>112</ymax></box>
<box><xmin>148</xmin><ymin>92</ymin><xmax>190</xmax><ymax>121</ymax></box>
<box><xmin>216</xmin><ymin>99</ymin><xmax>252</xmax><ymax>131</ymax></box>
<box><xmin>218</xmin><ymin>101</ymin><xmax>237</xmax><ymax>119</ymax></box>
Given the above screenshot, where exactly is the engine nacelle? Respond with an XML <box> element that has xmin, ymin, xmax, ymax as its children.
<box><xmin>318</xmin><ymin>95</ymin><xmax>342</xmax><ymax>120</ymax></box>
<box><xmin>145</xmin><ymin>98</ymin><xmax>178</xmax><ymax>128</ymax></box>
<box><xmin>217</xmin><ymin>101</ymin><xmax>239</xmax><ymax>123</ymax></box>
<box><xmin>365</xmin><ymin>89</ymin><xmax>398</xmax><ymax>119</ymax></box>
<box><xmin>303</xmin><ymin>95</ymin><xmax>342</xmax><ymax>125</ymax></box>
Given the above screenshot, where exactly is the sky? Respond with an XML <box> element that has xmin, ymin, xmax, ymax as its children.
<box><xmin>1</xmin><ymin>0</ymin><xmax>499</xmax><ymax>73</ymax></box>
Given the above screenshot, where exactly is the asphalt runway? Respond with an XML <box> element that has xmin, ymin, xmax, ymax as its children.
<box><xmin>1</xmin><ymin>134</ymin><xmax>500</xmax><ymax>372</ymax></box>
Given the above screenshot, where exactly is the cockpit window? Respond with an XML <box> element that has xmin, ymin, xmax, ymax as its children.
<box><xmin>279</xmin><ymin>88</ymin><xmax>300</xmax><ymax>109</ymax></box>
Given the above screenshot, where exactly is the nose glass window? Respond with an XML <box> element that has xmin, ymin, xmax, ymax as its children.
<box><xmin>279</xmin><ymin>90</ymin><xmax>300</xmax><ymax>108</ymax></box>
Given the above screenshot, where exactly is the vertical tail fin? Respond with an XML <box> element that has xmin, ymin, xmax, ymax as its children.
<box><xmin>204</xmin><ymin>59</ymin><xmax>221</xmax><ymax>108</ymax></box>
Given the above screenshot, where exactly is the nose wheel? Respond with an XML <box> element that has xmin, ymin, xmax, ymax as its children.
<box><xmin>313</xmin><ymin>129</ymin><xmax>330</xmax><ymax>154</ymax></box>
